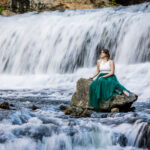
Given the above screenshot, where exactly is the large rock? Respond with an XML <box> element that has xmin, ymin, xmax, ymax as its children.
<box><xmin>65</xmin><ymin>78</ymin><xmax>138</xmax><ymax>116</ymax></box>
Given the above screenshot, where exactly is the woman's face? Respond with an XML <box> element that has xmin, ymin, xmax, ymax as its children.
<box><xmin>100</xmin><ymin>50</ymin><xmax>107</xmax><ymax>58</ymax></box>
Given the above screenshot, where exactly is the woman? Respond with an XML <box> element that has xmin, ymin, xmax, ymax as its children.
<box><xmin>88</xmin><ymin>48</ymin><xmax>131</xmax><ymax>109</ymax></box>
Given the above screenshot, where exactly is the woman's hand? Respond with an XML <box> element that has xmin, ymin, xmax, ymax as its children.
<box><xmin>88</xmin><ymin>60</ymin><xmax>100</xmax><ymax>81</ymax></box>
<box><xmin>88</xmin><ymin>77</ymin><xmax>93</xmax><ymax>81</ymax></box>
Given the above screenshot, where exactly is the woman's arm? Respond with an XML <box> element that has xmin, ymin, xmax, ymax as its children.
<box><xmin>88</xmin><ymin>60</ymin><xmax>100</xmax><ymax>80</ymax></box>
<box><xmin>102</xmin><ymin>60</ymin><xmax>115</xmax><ymax>78</ymax></box>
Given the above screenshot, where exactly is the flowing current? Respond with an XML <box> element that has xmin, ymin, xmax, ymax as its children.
<box><xmin>0</xmin><ymin>2</ymin><xmax>150</xmax><ymax>150</ymax></box>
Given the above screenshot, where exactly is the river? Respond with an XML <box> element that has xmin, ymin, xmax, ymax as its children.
<box><xmin>0</xmin><ymin>2</ymin><xmax>150</xmax><ymax>150</ymax></box>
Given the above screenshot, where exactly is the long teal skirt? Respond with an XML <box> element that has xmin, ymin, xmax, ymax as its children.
<box><xmin>89</xmin><ymin>73</ymin><xmax>131</xmax><ymax>109</ymax></box>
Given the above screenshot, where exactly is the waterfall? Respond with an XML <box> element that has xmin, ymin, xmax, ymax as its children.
<box><xmin>0</xmin><ymin>2</ymin><xmax>150</xmax><ymax>75</ymax></box>
<box><xmin>0</xmin><ymin>2</ymin><xmax>150</xmax><ymax>101</ymax></box>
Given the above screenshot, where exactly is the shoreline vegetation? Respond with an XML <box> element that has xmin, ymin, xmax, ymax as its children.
<box><xmin>0</xmin><ymin>0</ymin><xmax>150</xmax><ymax>16</ymax></box>
<box><xmin>0</xmin><ymin>0</ymin><xmax>148</xmax><ymax>16</ymax></box>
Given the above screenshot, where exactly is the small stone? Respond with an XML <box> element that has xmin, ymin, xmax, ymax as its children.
<box><xmin>75</xmin><ymin>107</ymin><xmax>83</xmax><ymax>115</ymax></box>
<box><xmin>111</xmin><ymin>108</ymin><xmax>119</xmax><ymax>113</ymax></box>
<box><xmin>59</xmin><ymin>104</ymin><xmax>67</xmax><ymax>110</ymax></box>
<box><xmin>68</xmin><ymin>120</ymin><xmax>72</xmax><ymax>126</ymax></box>
<box><xmin>10</xmin><ymin>103</ymin><xmax>15</xmax><ymax>107</ymax></box>
<box><xmin>0</xmin><ymin>102</ymin><xmax>10</xmax><ymax>110</ymax></box>
<box><xmin>31</xmin><ymin>105</ymin><xmax>39</xmax><ymax>110</ymax></box>
<box><xmin>81</xmin><ymin>109</ymin><xmax>91</xmax><ymax>117</ymax></box>
<box><xmin>129</xmin><ymin>107</ymin><xmax>135</xmax><ymax>112</ymax></box>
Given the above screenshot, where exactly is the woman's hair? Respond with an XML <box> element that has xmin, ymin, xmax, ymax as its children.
<box><xmin>100</xmin><ymin>48</ymin><xmax>110</xmax><ymax>60</ymax></box>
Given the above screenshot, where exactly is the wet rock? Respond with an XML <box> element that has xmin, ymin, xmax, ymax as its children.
<box><xmin>31</xmin><ymin>105</ymin><xmax>39</xmax><ymax>110</ymax></box>
<box><xmin>64</xmin><ymin>106</ymin><xmax>91</xmax><ymax>117</ymax></box>
<box><xmin>59</xmin><ymin>104</ymin><xmax>67</xmax><ymax>110</ymax></box>
<box><xmin>80</xmin><ymin>108</ymin><xmax>91</xmax><ymax>117</ymax></box>
<box><xmin>70</xmin><ymin>78</ymin><xmax>138</xmax><ymax>113</ymax></box>
<box><xmin>112</xmin><ymin>132</ymin><xmax>128</xmax><ymax>147</ymax></box>
<box><xmin>118</xmin><ymin>134</ymin><xmax>128</xmax><ymax>146</ymax></box>
<box><xmin>100</xmin><ymin>113</ymin><xmax>108</xmax><ymax>118</ymax></box>
<box><xmin>12</xmin><ymin>124</ymin><xmax>59</xmax><ymax>140</ymax></box>
<box><xmin>9</xmin><ymin>103</ymin><xmax>15</xmax><ymax>107</ymax></box>
<box><xmin>69</xmin><ymin>106</ymin><xmax>83</xmax><ymax>117</ymax></box>
<box><xmin>111</xmin><ymin>108</ymin><xmax>119</xmax><ymax>113</ymax></box>
<box><xmin>68</xmin><ymin>120</ymin><xmax>73</xmax><ymax>126</ymax></box>
<box><xmin>0</xmin><ymin>102</ymin><xmax>10</xmax><ymax>109</ymax></box>
<box><xmin>129</xmin><ymin>107</ymin><xmax>136</xmax><ymax>112</ymax></box>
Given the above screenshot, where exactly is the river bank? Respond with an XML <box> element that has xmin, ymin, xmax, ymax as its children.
<box><xmin>0</xmin><ymin>0</ymin><xmax>119</xmax><ymax>16</ymax></box>
<box><xmin>0</xmin><ymin>0</ymin><xmax>150</xmax><ymax>16</ymax></box>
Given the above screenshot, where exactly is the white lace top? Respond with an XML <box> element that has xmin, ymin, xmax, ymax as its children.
<box><xmin>99</xmin><ymin>59</ymin><xmax>111</xmax><ymax>73</ymax></box>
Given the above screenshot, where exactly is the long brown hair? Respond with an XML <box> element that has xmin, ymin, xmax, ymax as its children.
<box><xmin>100</xmin><ymin>48</ymin><xmax>110</xmax><ymax>60</ymax></box>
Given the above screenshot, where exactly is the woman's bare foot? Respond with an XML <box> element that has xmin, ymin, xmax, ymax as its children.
<box><xmin>88</xmin><ymin>77</ymin><xmax>93</xmax><ymax>81</ymax></box>
<box><xmin>123</xmin><ymin>90</ymin><xmax>130</xmax><ymax>97</ymax></box>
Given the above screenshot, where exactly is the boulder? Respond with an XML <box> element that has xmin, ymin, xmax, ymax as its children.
<box><xmin>65</xmin><ymin>78</ymin><xmax>138</xmax><ymax>116</ymax></box>
<box><xmin>0</xmin><ymin>102</ymin><xmax>10</xmax><ymax>109</ymax></box>
<box><xmin>111</xmin><ymin>107</ymin><xmax>119</xmax><ymax>112</ymax></box>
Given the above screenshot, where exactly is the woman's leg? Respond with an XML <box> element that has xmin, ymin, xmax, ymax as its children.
<box><xmin>112</xmin><ymin>75</ymin><xmax>131</xmax><ymax>96</ymax></box>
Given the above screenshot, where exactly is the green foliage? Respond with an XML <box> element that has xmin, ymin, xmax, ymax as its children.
<box><xmin>110</xmin><ymin>0</ymin><xmax>121</xmax><ymax>6</ymax></box>
<box><xmin>0</xmin><ymin>7</ymin><xmax>5</xmax><ymax>14</ymax></box>
<box><xmin>27</xmin><ymin>8</ymin><xmax>34</xmax><ymax>12</ymax></box>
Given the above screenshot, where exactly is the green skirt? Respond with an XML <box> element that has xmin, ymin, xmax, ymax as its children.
<box><xmin>89</xmin><ymin>73</ymin><xmax>131</xmax><ymax>109</ymax></box>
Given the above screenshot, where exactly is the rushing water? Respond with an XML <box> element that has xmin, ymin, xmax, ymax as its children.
<box><xmin>0</xmin><ymin>2</ymin><xmax>150</xmax><ymax>150</ymax></box>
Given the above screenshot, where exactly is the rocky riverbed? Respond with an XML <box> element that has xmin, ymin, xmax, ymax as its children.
<box><xmin>0</xmin><ymin>88</ymin><xmax>150</xmax><ymax>149</ymax></box>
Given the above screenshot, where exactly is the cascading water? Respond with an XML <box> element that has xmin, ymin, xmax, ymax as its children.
<box><xmin>0</xmin><ymin>2</ymin><xmax>150</xmax><ymax>150</ymax></box>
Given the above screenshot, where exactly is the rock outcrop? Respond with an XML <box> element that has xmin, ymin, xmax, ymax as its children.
<box><xmin>1</xmin><ymin>0</ymin><xmax>150</xmax><ymax>15</ymax></box>
<box><xmin>0</xmin><ymin>0</ymin><xmax>118</xmax><ymax>14</ymax></box>
<box><xmin>65</xmin><ymin>78</ymin><xmax>138</xmax><ymax>117</ymax></box>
